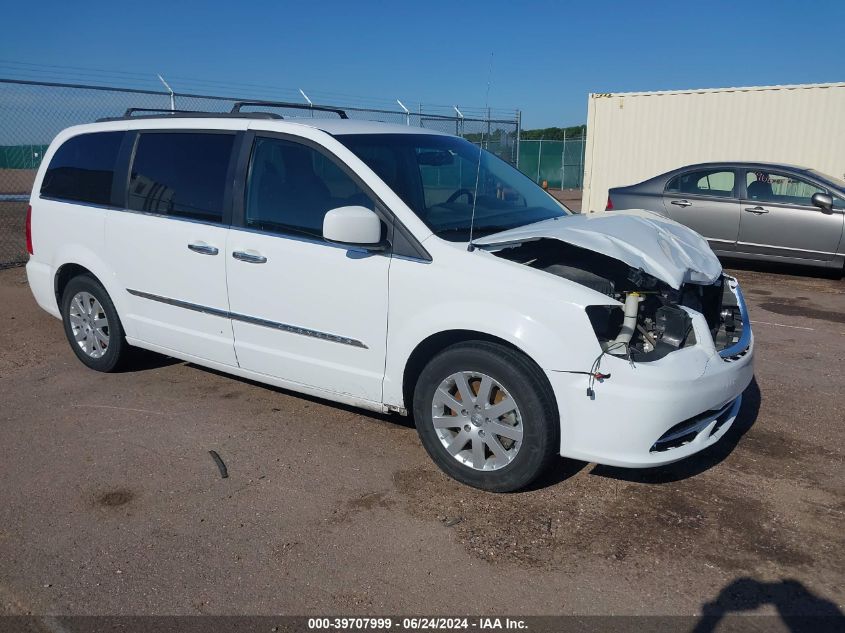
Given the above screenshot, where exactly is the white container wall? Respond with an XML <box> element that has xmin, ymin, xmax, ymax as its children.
<box><xmin>581</xmin><ymin>82</ymin><xmax>845</xmax><ymax>213</ymax></box>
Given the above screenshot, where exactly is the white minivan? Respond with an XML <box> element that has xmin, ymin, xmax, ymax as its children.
<box><xmin>25</xmin><ymin>103</ymin><xmax>754</xmax><ymax>491</ymax></box>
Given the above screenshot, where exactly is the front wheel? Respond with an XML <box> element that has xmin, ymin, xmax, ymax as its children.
<box><xmin>413</xmin><ymin>342</ymin><xmax>559</xmax><ymax>492</ymax></box>
<box><xmin>60</xmin><ymin>274</ymin><xmax>129</xmax><ymax>372</ymax></box>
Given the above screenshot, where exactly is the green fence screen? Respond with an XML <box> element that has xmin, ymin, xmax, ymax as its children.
<box><xmin>518</xmin><ymin>138</ymin><xmax>586</xmax><ymax>189</ymax></box>
<box><xmin>0</xmin><ymin>145</ymin><xmax>49</xmax><ymax>169</ymax></box>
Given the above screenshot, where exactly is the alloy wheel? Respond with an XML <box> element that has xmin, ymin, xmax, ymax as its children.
<box><xmin>431</xmin><ymin>371</ymin><xmax>523</xmax><ymax>471</ymax></box>
<box><xmin>68</xmin><ymin>291</ymin><xmax>110</xmax><ymax>359</ymax></box>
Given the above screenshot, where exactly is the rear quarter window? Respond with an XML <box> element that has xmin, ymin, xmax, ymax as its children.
<box><xmin>40</xmin><ymin>131</ymin><xmax>125</xmax><ymax>205</ymax></box>
<box><xmin>665</xmin><ymin>169</ymin><xmax>735</xmax><ymax>198</ymax></box>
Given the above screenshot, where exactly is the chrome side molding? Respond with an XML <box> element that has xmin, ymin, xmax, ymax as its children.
<box><xmin>126</xmin><ymin>289</ymin><xmax>367</xmax><ymax>349</ymax></box>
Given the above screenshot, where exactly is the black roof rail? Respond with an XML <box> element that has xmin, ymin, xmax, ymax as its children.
<box><xmin>124</xmin><ymin>107</ymin><xmax>211</xmax><ymax>117</ymax></box>
<box><xmin>95</xmin><ymin>107</ymin><xmax>283</xmax><ymax>123</ymax></box>
<box><xmin>231</xmin><ymin>100</ymin><xmax>348</xmax><ymax>119</ymax></box>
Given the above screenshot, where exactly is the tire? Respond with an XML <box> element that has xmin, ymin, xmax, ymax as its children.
<box><xmin>60</xmin><ymin>274</ymin><xmax>129</xmax><ymax>372</ymax></box>
<box><xmin>413</xmin><ymin>341</ymin><xmax>559</xmax><ymax>492</ymax></box>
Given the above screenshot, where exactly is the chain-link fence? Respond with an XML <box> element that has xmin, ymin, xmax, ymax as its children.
<box><xmin>0</xmin><ymin>78</ymin><xmax>520</xmax><ymax>267</ymax></box>
<box><xmin>518</xmin><ymin>134</ymin><xmax>586</xmax><ymax>190</ymax></box>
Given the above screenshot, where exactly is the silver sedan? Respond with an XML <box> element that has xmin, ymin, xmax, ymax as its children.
<box><xmin>606</xmin><ymin>162</ymin><xmax>845</xmax><ymax>270</ymax></box>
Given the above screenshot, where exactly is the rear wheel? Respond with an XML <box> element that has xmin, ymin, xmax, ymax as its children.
<box><xmin>413</xmin><ymin>341</ymin><xmax>559</xmax><ymax>492</ymax></box>
<box><xmin>60</xmin><ymin>274</ymin><xmax>129</xmax><ymax>372</ymax></box>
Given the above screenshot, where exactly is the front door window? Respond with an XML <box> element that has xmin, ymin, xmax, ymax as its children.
<box><xmin>744</xmin><ymin>171</ymin><xmax>825</xmax><ymax>207</ymax></box>
<box><xmin>245</xmin><ymin>137</ymin><xmax>375</xmax><ymax>238</ymax></box>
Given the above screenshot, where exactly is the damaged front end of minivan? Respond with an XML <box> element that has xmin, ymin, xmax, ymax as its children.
<box><xmin>489</xmin><ymin>238</ymin><xmax>748</xmax><ymax>362</ymax></box>
<box><xmin>474</xmin><ymin>209</ymin><xmax>749</xmax><ymax>363</ymax></box>
<box><xmin>474</xmin><ymin>210</ymin><xmax>754</xmax><ymax>468</ymax></box>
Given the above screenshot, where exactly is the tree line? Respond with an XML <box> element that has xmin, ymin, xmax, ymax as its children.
<box><xmin>519</xmin><ymin>125</ymin><xmax>586</xmax><ymax>141</ymax></box>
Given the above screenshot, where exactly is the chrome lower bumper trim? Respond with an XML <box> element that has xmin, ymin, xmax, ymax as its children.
<box><xmin>719</xmin><ymin>276</ymin><xmax>752</xmax><ymax>360</ymax></box>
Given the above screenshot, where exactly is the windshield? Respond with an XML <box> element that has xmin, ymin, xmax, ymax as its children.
<box><xmin>336</xmin><ymin>133</ymin><xmax>569</xmax><ymax>241</ymax></box>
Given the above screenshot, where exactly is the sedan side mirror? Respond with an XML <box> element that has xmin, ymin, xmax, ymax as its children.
<box><xmin>323</xmin><ymin>206</ymin><xmax>386</xmax><ymax>249</ymax></box>
<box><xmin>811</xmin><ymin>192</ymin><xmax>833</xmax><ymax>213</ymax></box>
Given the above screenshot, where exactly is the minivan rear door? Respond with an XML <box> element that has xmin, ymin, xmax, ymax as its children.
<box><xmin>106</xmin><ymin>129</ymin><xmax>240</xmax><ymax>365</ymax></box>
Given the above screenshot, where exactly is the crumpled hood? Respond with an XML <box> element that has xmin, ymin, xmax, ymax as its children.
<box><xmin>473</xmin><ymin>209</ymin><xmax>722</xmax><ymax>289</ymax></box>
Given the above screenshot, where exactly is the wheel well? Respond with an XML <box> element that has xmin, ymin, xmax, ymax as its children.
<box><xmin>54</xmin><ymin>264</ymin><xmax>97</xmax><ymax>305</ymax></box>
<box><xmin>402</xmin><ymin>330</ymin><xmax>547</xmax><ymax>412</ymax></box>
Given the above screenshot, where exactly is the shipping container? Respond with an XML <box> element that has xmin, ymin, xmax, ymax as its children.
<box><xmin>581</xmin><ymin>82</ymin><xmax>845</xmax><ymax>213</ymax></box>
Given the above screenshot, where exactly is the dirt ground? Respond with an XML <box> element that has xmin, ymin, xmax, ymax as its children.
<box><xmin>548</xmin><ymin>188</ymin><xmax>582</xmax><ymax>212</ymax></box>
<box><xmin>0</xmin><ymin>202</ymin><xmax>28</xmax><ymax>268</ymax></box>
<box><xmin>0</xmin><ymin>169</ymin><xmax>36</xmax><ymax>195</ymax></box>
<box><xmin>0</xmin><ymin>261</ymin><xmax>842</xmax><ymax>622</ymax></box>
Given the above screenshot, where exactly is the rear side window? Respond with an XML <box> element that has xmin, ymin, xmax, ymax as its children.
<box><xmin>128</xmin><ymin>132</ymin><xmax>234</xmax><ymax>222</ymax></box>
<box><xmin>40</xmin><ymin>132</ymin><xmax>124</xmax><ymax>205</ymax></box>
<box><xmin>666</xmin><ymin>169</ymin><xmax>735</xmax><ymax>198</ymax></box>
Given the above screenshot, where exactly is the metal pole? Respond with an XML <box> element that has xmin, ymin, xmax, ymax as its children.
<box><xmin>515</xmin><ymin>110</ymin><xmax>521</xmax><ymax>167</ymax></box>
<box><xmin>537</xmin><ymin>139</ymin><xmax>542</xmax><ymax>184</ymax></box>
<box><xmin>486</xmin><ymin>107</ymin><xmax>491</xmax><ymax>151</ymax></box>
<box><xmin>579</xmin><ymin>135</ymin><xmax>585</xmax><ymax>189</ymax></box>
<box><xmin>454</xmin><ymin>106</ymin><xmax>464</xmax><ymax>137</ymax></box>
<box><xmin>561</xmin><ymin>129</ymin><xmax>566</xmax><ymax>190</ymax></box>
<box><xmin>299</xmin><ymin>89</ymin><xmax>314</xmax><ymax>117</ymax></box>
<box><xmin>157</xmin><ymin>74</ymin><xmax>175</xmax><ymax>111</ymax></box>
<box><xmin>397</xmin><ymin>99</ymin><xmax>410</xmax><ymax>126</ymax></box>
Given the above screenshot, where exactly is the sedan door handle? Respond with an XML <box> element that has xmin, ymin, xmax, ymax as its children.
<box><xmin>671</xmin><ymin>199</ymin><xmax>692</xmax><ymax>207</ymax></box>
<box><xmin>744</xmin><ymin>206</ymin><xmax>769</xmax><ymax>215</ymax></box>
<box><xmin>187</xmin><ymin>242</ymin><xmax>219</xmax><ymax>256</ymax></box>
<box><xmin>232</xmin><ymin>250</ymin><xmax>268</xmax><ymax>264</ymax></box>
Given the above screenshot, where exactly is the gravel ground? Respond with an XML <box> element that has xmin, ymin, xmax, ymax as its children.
<box><xmin>548</xmin><ymin>188</ymin><xmax>582</xmax><ymax>212</ymax></box>
<box><xmin>0</xmin><ymin>262</ymin><xmax>842</xmax><ymax>622</ymax></box>
<box><xmin>0</xmin><ymin>202</ymin><xmax>28</xmax><ymax>269</ymax></box>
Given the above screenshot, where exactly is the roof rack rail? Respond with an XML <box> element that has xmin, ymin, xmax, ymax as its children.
<box><xmin>95</xmin><ymin>108</ymin><xmax>283</xmax><ymax>123</ymax></box>
<box><xmin>123</xmin><ymin>107</ymin><xmax>210</xmax><ymax>117</ymax></box>
<box><xmin>231</xmin><ymin>100</ymin><xmax>348</xmax><ymax>119</ymax></box>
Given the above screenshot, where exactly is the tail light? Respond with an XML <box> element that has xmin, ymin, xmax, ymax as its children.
<box><xmin>25</xmin><ymin>205</ymin><xmax>33</xmax><ymax>255</ymax></box>
<box><xmin>605</xmin><ymin>196</ymin><xmax>614</xmax><ymax>211</ymax></box>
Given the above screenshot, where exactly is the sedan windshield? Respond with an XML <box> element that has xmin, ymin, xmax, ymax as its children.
<box><xmin>336</xmin><ymin>133</ymin><xmax>568</xmax><ymax>241</ymax></box>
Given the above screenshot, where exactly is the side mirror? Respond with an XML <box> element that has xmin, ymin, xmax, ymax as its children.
<box><xmin>811</xmin><ymin>192</ymin><xmax>833</xmax><ymax>213</ymax></box>
<box><xmin>323</xmin><ymin>206</ymin><xmax>385</xmax><ymax>249</ymax></box>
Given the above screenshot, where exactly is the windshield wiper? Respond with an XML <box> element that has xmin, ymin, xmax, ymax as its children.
<box><xmin>435</xmin><ymin>224</ymin><xmax>514</xmax><ymax>237</ymax></box>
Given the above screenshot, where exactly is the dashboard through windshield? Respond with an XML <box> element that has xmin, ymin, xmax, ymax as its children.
<box><xmin>336</xmin><ymin>133</ymin><xmax>569</xmax><ymax>241</ymax></box>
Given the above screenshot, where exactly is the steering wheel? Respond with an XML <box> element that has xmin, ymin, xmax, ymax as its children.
<box><xmin>446</xmin><ymin>188</ymin><xmax>474</xmax><ymax>205</ymax></box>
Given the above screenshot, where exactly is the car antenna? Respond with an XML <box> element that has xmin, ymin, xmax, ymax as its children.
<box><xmin>467</xmin><ymin>51</ymin><xmax>494</xmax><ymax>252</ymax></box>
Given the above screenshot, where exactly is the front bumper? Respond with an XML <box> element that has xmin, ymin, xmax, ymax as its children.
<box><xmin>549</xmin><ymin>279</ymin><xmax>754</xmax><ymax>468</ymax></box>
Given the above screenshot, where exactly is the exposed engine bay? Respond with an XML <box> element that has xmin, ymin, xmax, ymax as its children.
<box><xmin>491</xmin><ymin>239</ymin><xmax>745</xmax><ymax>361</ymax></box>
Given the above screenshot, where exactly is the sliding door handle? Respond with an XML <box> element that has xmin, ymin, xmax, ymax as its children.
<box><xmin>232</xmin><ymin>250</ymin><xmax>268</xmax><ymax>264</ymax></box>
<box><xmin>187</xmin><ymin>242</ymin><xmax>219</xmax><ymax>256</ymax></box>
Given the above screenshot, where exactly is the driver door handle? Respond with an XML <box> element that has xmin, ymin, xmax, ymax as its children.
<box><xmin>671</xmin><ymin>199</ymin><xmax>692</xmax><ymax>207</ymax></box>
<box><xmin>232</xmin><ymin>250</ymin><xmax>268</xmax><ymax>264</ymax></box>
<box><xmin>744</xmin><ymin>206</ymin><xmax>769</xmax><ymax>215</ymax></box>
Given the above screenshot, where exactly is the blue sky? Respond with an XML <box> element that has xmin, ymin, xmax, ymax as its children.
<box><xmin>1</xmin><ymin>0</ymin><xmax>843</xmax><ymax>128</ymax></box>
